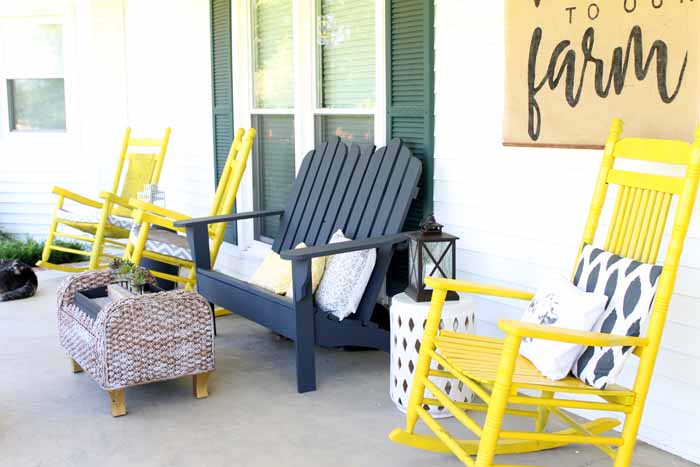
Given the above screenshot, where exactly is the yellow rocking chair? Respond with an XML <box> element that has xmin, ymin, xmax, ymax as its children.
<box><xmin>123</xmin><ymin>128</ymin><xmax>256</xmax><ymax>290</ymax></box>
<box><xmin>38</xmin><ymin>127</ymin><xmax>171</xmax><ymax>272</ymax></box>
<box><xmin>390</xmin><ymin>119</ymin><xmax>700</xmax><ymax>467</ymax></box>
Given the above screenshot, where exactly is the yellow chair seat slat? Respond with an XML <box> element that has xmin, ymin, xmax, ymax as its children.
<box><xmin>435</xmin><ymin>331</ymin><xmax>635</xmax><ymax>401</ymax></box>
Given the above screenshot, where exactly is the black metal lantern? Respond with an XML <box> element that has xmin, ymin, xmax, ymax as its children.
<box><xmin>405</xmin><ymin>215</ymin><xmax>459</xmax><ymax>302</ymax></box>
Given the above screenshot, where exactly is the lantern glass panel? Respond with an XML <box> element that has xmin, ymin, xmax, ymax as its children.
<box><xmin>422</xmin><ymin>241</ymin><xmax>452</xmax><ymax>291</ymax></box>
<box><xmin>409</xmin><ymin>238</ymin><xmax>419</xmax><ymax>289</ymax></box>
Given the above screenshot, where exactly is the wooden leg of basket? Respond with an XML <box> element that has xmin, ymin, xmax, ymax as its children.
<box><xmin>109</xmin><ymin>389</ymin><xmax>126</xmax><ymax>417</ymax></box>
<box><xmin>193</xmin><ymin>373</ymin><xmax>209</xmax><ymax>399</ymax></box>
<box><xmin>70</xmin><ymin>358</ymin><xmax>83</xmax><ymax>373</ymax></box>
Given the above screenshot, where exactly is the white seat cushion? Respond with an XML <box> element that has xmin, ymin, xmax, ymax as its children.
<box><xmin>129</xmin><ymin>226</ymin><xmax>192</xmax><ymax>261</ymax></box>
<box><xmin>58</xmin><ymin>208</ymin><xmax>133</xmax><ymax>230</ymax></box>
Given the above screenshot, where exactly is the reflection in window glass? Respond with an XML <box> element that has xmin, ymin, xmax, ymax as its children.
<box><xmin>9</xmin><ymin>79</ymin><xmax>66</xmax><ymax>131</ymax></box>
<box><xmin>316</xmin><ymin>115</ymin><xmax>373</xmax><ymax>149</ymax></box>
<box><xmin>317</xmin><ymin>0</ymin><xmax>375</xmax><ymax>109</ymax></box>
<box><xmin>2</xmin><ymin>24</ymin><xmax>63</xmax><ymax>77</ymax></box>
<box><xmin>253</xmin><ymin>115</ymin><xmax>296</xmax><ymax>239</ymax></box>
<box><xmin>252</xmin><ymin>0</ymin><xmax>294</xmax><ymax>109</ymax></box>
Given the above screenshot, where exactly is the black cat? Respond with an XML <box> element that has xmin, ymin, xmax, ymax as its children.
<box><xmin>0</xmin><ymin>260</ymin><xmax>38</xmax><ymax>302</ymax></box>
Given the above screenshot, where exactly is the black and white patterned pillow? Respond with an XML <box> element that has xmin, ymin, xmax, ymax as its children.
<box><xmin>571</xmin><ymin>245</ymin><xmax>662</xmax><ymax>389</ymax></box>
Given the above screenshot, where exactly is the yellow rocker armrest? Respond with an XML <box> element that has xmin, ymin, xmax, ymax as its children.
<box><xmin>425</xmin><ymin>277</ymin><xmax>535</xmax><ymax>301</ymax></box>
<box><xmin>52</xmin><ymin>186</ymin><xmax>103</xmax><ymax>209</ymax></box>
<box><xmin>136</xmin><ymin>211</ymin><xmax>187</xmax><ymax>233</ymax></box>
<box><xmin>129</xmin><ymin>198</ymin><xmax>191</xmax><ymax>222</ymax></box>
<box><xmin>99</xmin><ymin>191</ymin><xmax>133</xmax><ymax>209</ymax></box>
<box><xmin>499</xmin><ymin>320</ymin><xmax>649</xmax><ymax>348</ymax></box>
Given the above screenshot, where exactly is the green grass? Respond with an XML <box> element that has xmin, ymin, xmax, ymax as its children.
<box><xmin>0</xmin><ymin>234</ymin><xmax>88</xmax><ymax>266</ymax></box>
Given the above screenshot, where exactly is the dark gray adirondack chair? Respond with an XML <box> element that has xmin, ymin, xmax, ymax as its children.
<box><xmin>176</xmin><ymin>137</ymin><xmax>421</xmax><ymax>393</ymax></box>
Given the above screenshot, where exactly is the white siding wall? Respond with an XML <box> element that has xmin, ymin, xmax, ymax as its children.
<box><xmin>120</xmin><ymin>0</ymin><xmax>246</xmax><ymax>270</ymax></box>
<box><xmin>0</xmin><ymin>0</ymin><xmax>219</xmax><ymax>245</ymax></box>
<box><xmin>121</xmin><ymin>0</ymin><xmax>216</xmax><ymax>219</ymax></box>
<box><xmin>434</xmin><ymin>0</ymin><xmax>700</xmax><ymax>462</ymax></box>
<box><xmin>0</xmin><ymin>0</ymin><xmax>125</xmax><ymax>237</ymax></box>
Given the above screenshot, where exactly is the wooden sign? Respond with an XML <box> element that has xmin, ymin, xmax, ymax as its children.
<box><xmin>504</xmin><ymin>0</ymin><xmax>699</xmax><ymax>149</ymax></box>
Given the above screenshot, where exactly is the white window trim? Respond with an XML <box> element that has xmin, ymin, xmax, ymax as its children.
<box><xmin>0</xmin><ymin>14</ymin><xmax>74</xmax><ymax>140</ymax></box>
<box><xmin>231</xmin><ymin>0</ymin><xmax>386</xmax><ymax>250</ymax></box>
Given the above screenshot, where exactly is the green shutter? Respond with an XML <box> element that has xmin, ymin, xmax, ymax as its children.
<box><xmin>210</xmin><ymin>0</ymin><xmax>236</xmax><ymax>243</ymax></box>
<box><xmin>318</xmin><ymin>0</ymin><xmax>375</xmax><ymax>109</ymax></box>
<box><xmin>386</xmin><ymin>0</ymin><xmax>435</xmax><ymax>294</ymax></box>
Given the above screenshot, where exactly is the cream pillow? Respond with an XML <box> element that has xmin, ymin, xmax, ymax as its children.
<box><xmin>519</xmin><ymin>275</ymin><xmax>607</xmax><ymax>381</ymax></box>
<box><xmin>285</xmin><ymin>243</ymin><xmax>327</xmax><ymax>299</ymax></box>
<box><xmin>315</xmin><ymin>230</ymin><xmax>376</xmax><ymax>321</ymax></box>
<box><xmin>249</xmin><ymin>250</ymin><xmax>292</xmax><ymax>295</ymax></box>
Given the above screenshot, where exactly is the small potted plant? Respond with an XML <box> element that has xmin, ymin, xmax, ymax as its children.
<box><xmin>129</xmin><ymin>267</ymin><xmax>149</xmax><ymax>295</ymax></box>
<box><xmin>114</xmin><ymin>259</ymin><xmax>135</xmax><ymax>288</ymax></box>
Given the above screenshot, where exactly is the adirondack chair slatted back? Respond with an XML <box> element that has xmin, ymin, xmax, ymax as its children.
<box><xmin>111</xmin><ymin>127</ymin><xmax>171</xmax><ymax>217</ymax></box>
<box><xmin>272</xmin><ymin>137</ymin><xmax>421</xmax><ymax>252</ymax></box>
<box><xmin>577</xmin><ymin>119</ymin><xmax>700</xmax><ymax>359</ymax></box>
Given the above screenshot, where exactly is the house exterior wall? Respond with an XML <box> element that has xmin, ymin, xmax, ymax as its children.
<box><xmin>434</xmin><ymin>0</ymin><xmax>700</xmax><ymax>462</ymax></box>
<box><xmin>120</xmin><ymin>0</ymin><xmax>216</xmax><ymax>220</ymax></box>
<box><xmin>0</xmin><ymin>0</ymin><xmax>220</xmax><ymax>247</ymax></box>
<box><xmin>2</xmin><ymin>0</ymin><xmax>699</xmax><ymax>461</ymax></box>
<box><xmin>0</xmin><ymin>0</ymin><xmax>126</xmax><ymax>237</ymax></box>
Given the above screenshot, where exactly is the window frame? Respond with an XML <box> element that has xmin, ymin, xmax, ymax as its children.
<box><xmin>231</xmin><ymin>0</ymin><xmax>386</xmax><ymax>248</ymax></box>
<box><xmin>0</xmin><ymin>17</ymin><xmax>69</xmax><ymax>135</ymax></box>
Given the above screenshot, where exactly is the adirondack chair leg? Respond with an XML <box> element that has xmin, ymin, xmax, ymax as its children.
<box><xmin>292</xmin><ymin>259</ymin><xmax>316</xmax><ymax>393</ymax></box>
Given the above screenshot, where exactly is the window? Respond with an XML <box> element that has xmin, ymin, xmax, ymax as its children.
<box><xmin>240</xmin><ymin>0</ymin><xmax>384</xmax><ymax>244</ymax></box>
<box><xmin>315</xmin><ymin>0</ymin><xmax>375</xmax><ymax>149</ymax></box>
<box><xmin>251</xmin><ymin>0</ymin><xmax>295</xmax><ymax>240</ymax></box>
<box><xmin>0</xmin><ymin>22</ymin><xmax>66</xmax><ymax>131</ymax></box>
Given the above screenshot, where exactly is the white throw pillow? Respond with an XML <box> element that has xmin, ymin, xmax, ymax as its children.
<box><xmin>314</xmin><ymin>230</ymin><xmax>376</xmax><ymax>321</ymax></box>
<box><xmin>519</xmin><ymin>275</ymin><xmax>607</xmax><ymax>381</ymax></box>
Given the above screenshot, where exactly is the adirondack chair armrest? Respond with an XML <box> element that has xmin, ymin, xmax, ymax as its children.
<box><xmin>174</xmin><ymin>209</ymin><xmax>285</xmax><ymax>228</ymax></box>
<box><xmin>51</xmin><ymin>186</ymin><xmax>103</xmax><ymax>209</ymax></box>
<box><xmin>129</xmin><ymin>198</ymin><xmax>191</xmax><ymax>222</ymax></box>
<box><xmin>425</xmin><ymin>277</ymin><xmax>535</xmax><ymax>301</ymax></box>
<box><xmin>499</xmin><ymin>320</ymin><xmax>649</xmax><ymax>348</ymax></box>
<box><xmin>99</xmin><ymin>191</ymin><xmax>133</xmax><ymax>210</ymax></box>
<box><xmin>280</xmin><ymin>233</ymin><xmax>408</xmax><ymax>261</ymax></box>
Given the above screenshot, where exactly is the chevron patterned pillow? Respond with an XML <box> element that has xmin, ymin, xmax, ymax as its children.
<box><xmin>571</xmin><ymin>245</ymin><xmax>663</xmax><ymax>389</ymax></box>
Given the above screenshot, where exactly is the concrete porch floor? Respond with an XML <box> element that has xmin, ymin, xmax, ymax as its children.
<box><xmin>0</xmin><ymin>271</ymin><xmax>696</xmax><ymax>467</ymax></box>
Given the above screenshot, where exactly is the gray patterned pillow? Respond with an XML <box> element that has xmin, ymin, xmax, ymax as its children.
<box><xmin>571</xmin><ymin>245</ymin><xmax>662</xmax><ymax>389</ymax></box>
<box><xmin>314</xmin><ymin>230</ymin><xmax>376</xmax><ymax>321</ymax></box>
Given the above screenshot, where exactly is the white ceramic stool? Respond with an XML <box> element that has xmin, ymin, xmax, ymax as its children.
<box><xmin>389</xmin><ymin>292</ymin><xmax>476</xmax><ymax>418</ymax></box>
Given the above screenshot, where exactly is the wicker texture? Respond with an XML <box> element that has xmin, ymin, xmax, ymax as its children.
<box><xmin>57</xmin><ymin>270</ymin><xmax>215</xmax><ymax>390</ymax></box>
